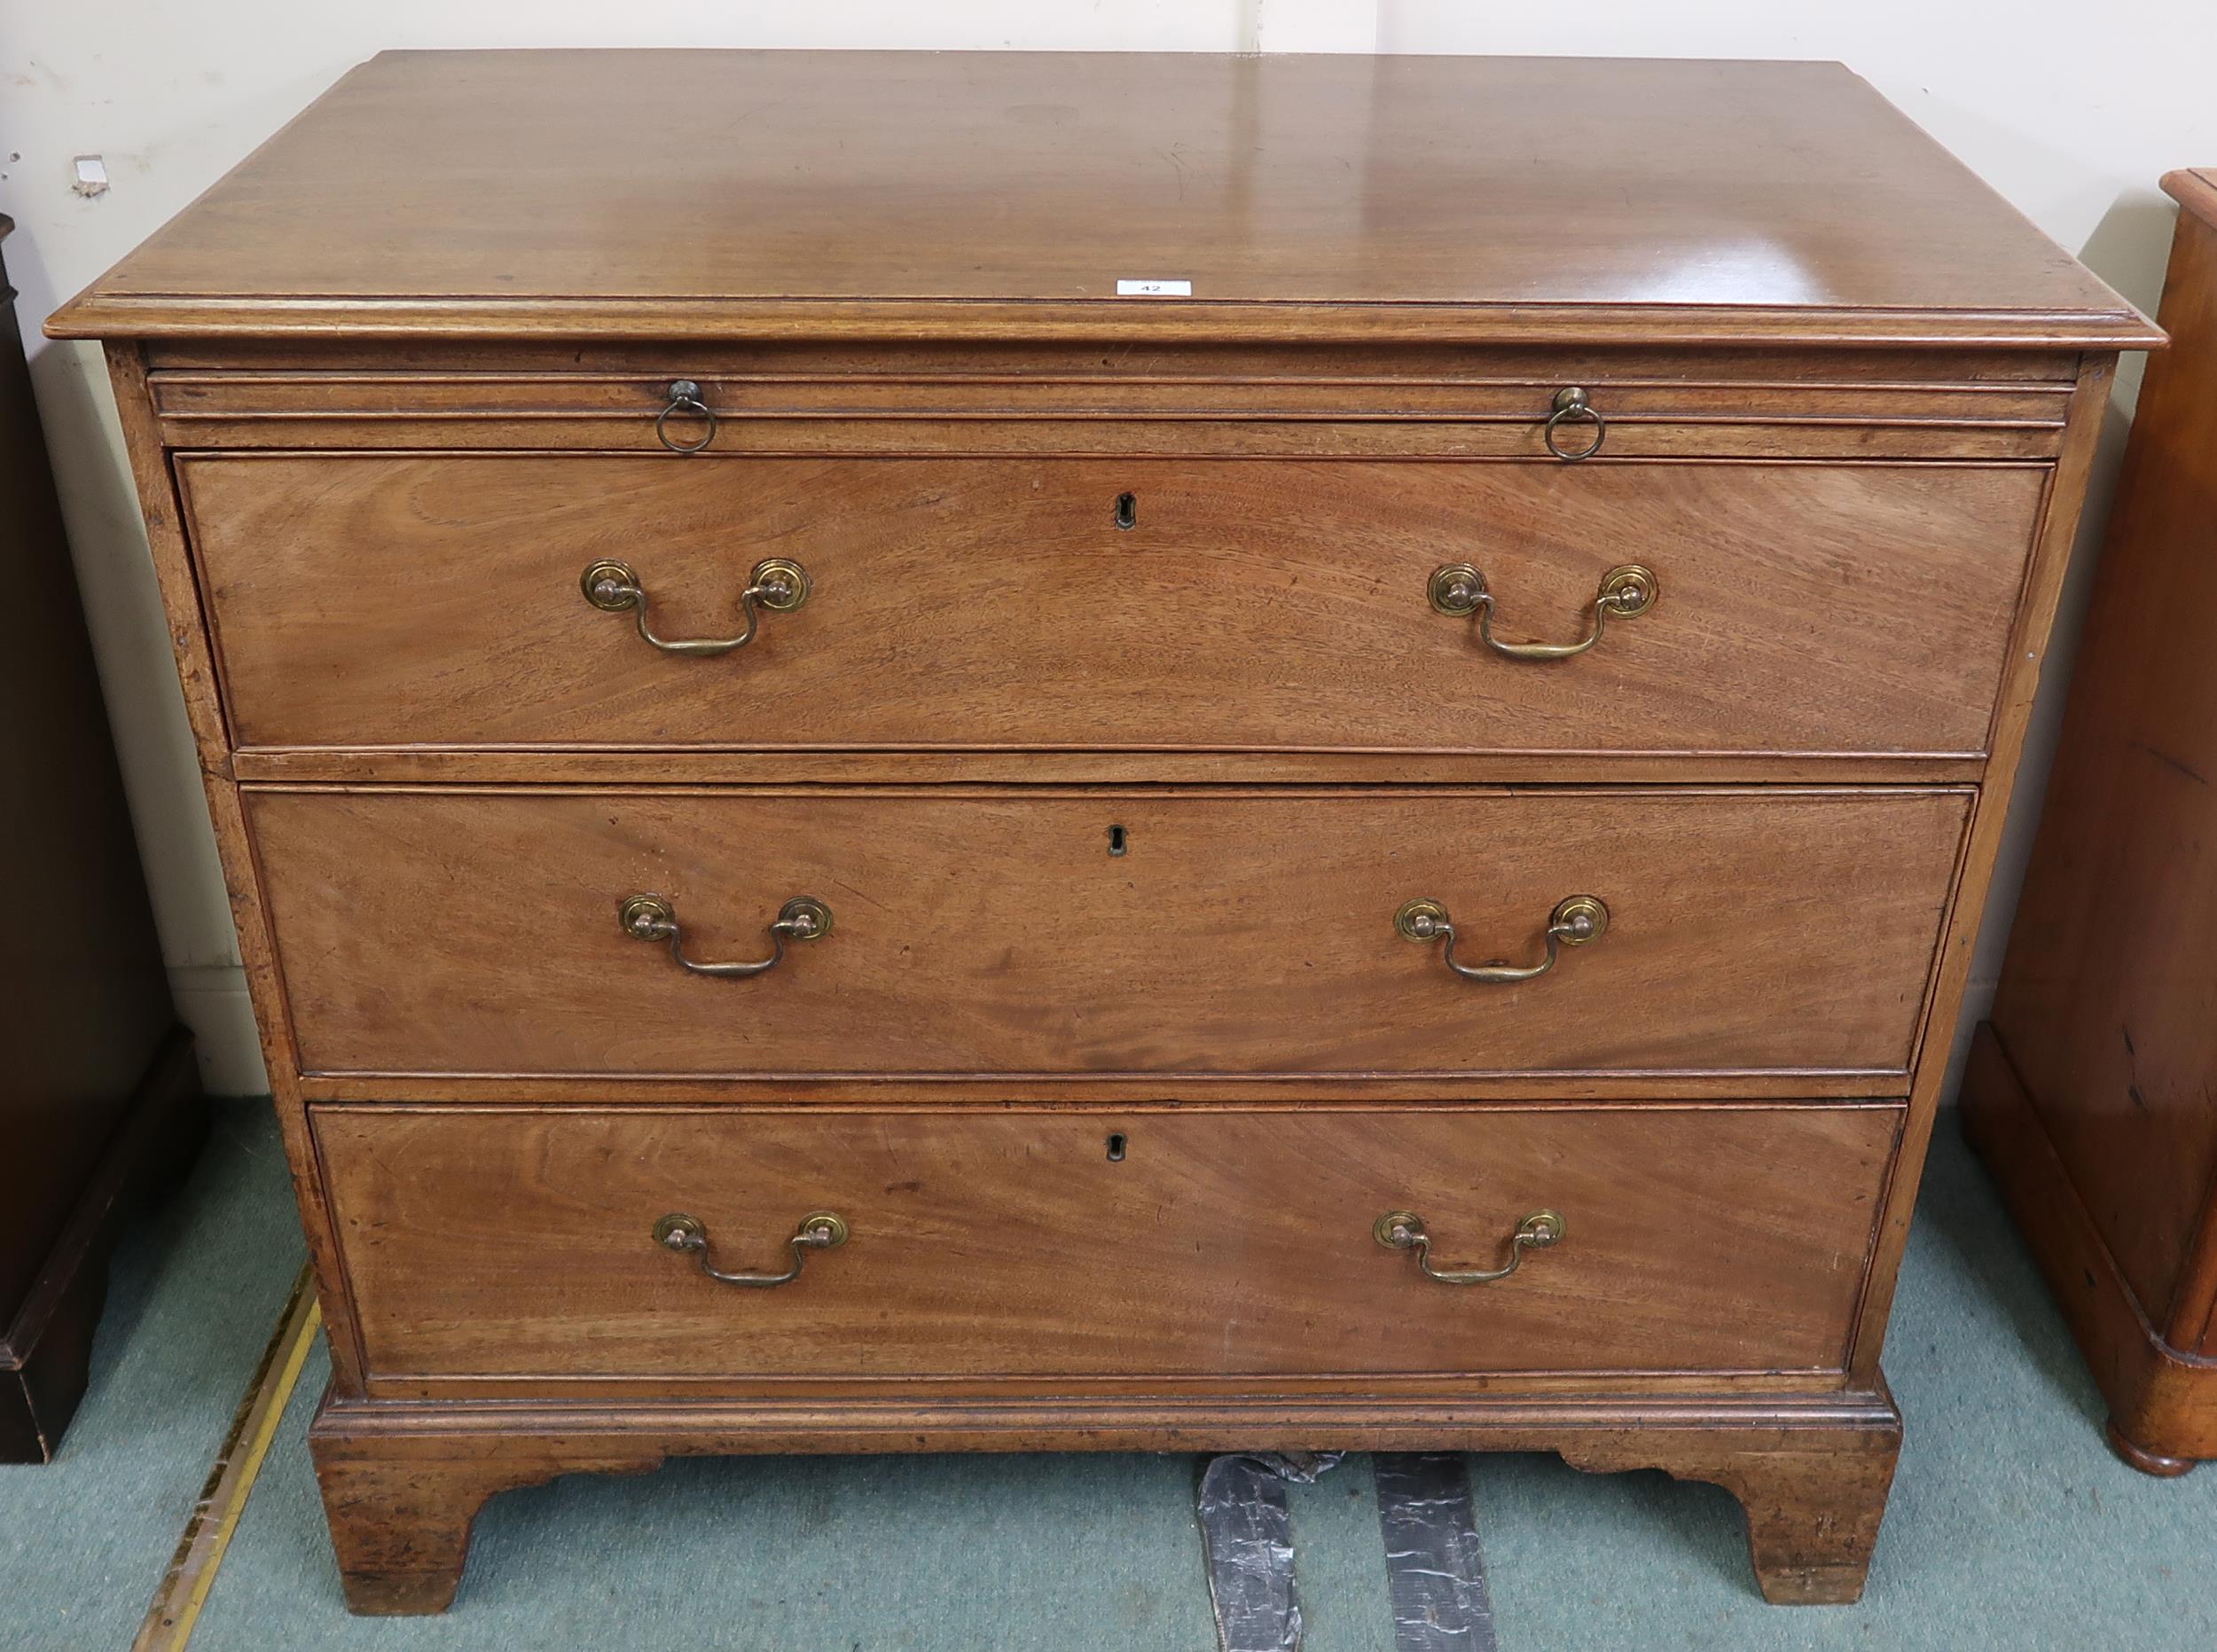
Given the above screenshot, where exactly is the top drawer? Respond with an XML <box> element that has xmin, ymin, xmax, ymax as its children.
<box><xmin>176</xmin><ymin>452</ymin><xmax>2043</xmax><ymax>758</ymax></box>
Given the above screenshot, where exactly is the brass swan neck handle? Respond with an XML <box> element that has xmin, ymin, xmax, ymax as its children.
<box><xmin>1394</xmin><ymin>895</ymin><xmax>1609</xmax><ymax>984</ymax></box>
<box><xmin>582</xmin><ymin>555</ymin><xmax>810</xmax><ymax>656</ymax></box>
<box><xmin>654</xmin><ymin>1211</ymin><xmax>847</xmax><ymax>1288</ymax></box>
<box><xmin>620</xmin><ymin>893</ymin><xmax>831</xmax><ymax>978</ymax></box>
<box><xmin>1375</xmin><ymin>1209</ymin><xmax>1564</xmax><ymax>1284</ymax></box>
<box><xmin>1428</xmin><ymin>561</ymin><xmax>1657</xmax><ymax>662</ymax></box>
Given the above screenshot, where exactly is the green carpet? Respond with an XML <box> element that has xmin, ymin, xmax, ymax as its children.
<box><xmin>7</xmin><ymin>1104</ymin><xmax>2214</xmax><ymax>1648</ymax></box>
<box><xmin>0</xmin><ymin>1101</ymin><xmax>304</xmax><ymax>1649</ymax></box>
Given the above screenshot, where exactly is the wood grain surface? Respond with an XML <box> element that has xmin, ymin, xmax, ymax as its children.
<box><xmin>1961</xmin><ymin>1030</ymin><xmax>2217</xmax><ymax>1469</ymax></box>
<box><xmin>244</xmin><ymin>786</ymin><xmax>1968</xmax><ymax>1081</ymax></box>
<box><xmin>45</xmin><ymin>52</ymin><xmax>2152</xmax><ymax>348</ymax></box>
<box><xmin>52</xmin><ymin>46</ymin><xmax>2157</xmax><ymax>1612</ymax></box>
<box><xmin>0</xmin><ymin>229</ymin><xmax>203</xmax><ymax>1460</ymax></box>
<box><xmin>307</xmin><ymin>1386</ymin><xmax>1902</xmax><ymax>1611</ymax></box>
<box><xmin>1967</xmin><ymin>176</ymin><xmax>2217</xmax><ymax>1470</ymax></box>
<box><xmin>1840</xmin><ymin>353</ymin><xmax>2119</xmax><ymax>1390</ymax></box>
<box><xmin>315</xmin><ymin>1102</ymin><xmax>1900</xmax><ymax>1383</ymax></box>
<box><xmin>144</xmin><ymin>356</ymin><xmax>2076</xmax><ymax>458</ymax></box>
<box><xmin>181</xmin><ymin>453</ymin><xmax>2044</xmax><ymax>757</ymax></box>
<box><xmin>1985</xmin><ymin>209</ymin><xmax>2217</xmax><ymax>1345</ymax></box>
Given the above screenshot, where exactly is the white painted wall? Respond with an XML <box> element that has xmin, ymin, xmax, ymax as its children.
<box><xmin>5</xmin><ymin>2</ymin><xmax>2211</xmax><ymax>1092</ymax></box>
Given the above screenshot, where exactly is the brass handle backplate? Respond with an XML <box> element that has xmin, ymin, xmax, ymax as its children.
<box><xmin>654</xmin><ymin>1210</ymin><xmax>847</xmax><ymax>1288</ymax></box>
<box><xmin>1428</xmin><ymin>561</ymin><xmax>1656</xmax><ymax>661</ymax></box>
<box><xmin>1542</xmin><ymin>385</ymin><xmax>1606</xmax><ymax>460</ymax></box>
<box><xmin>582</xmin><ymin>556</ymin><xmax>810</xmax><ymax>656</ymax></box>
<box><xmin>1375</xmin><ymin>1208</ymin><xmax>1564</xmax><ymax>1284</ymax></box>
<box><xmin>1395</xmin><ymin>894</ymin><xmax>1608</xmax><ymax>984</ymax></box>
<box><xmin>621</xmin><ymin>893</ymin><xmax>831</xmax><ymax>978</ymax></box>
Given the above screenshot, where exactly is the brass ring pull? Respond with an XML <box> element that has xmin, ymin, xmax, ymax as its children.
<box><xmin>1428</xmin><ymin>561</ymin><xmax>1656</xmax><ymax>661</ymax></box>
<box><xmin>1375</xmin><ymin>1209</ymin><xmax>1564</xmax><ymax>1284</ymax></box>
<box><xmin>620</xmin><ymin>893</ymin><xmax>831</xmax><ymax>978</ymax></box>
<box><xmin>654</xmin><ymin>1210</ymin><xmax>847</xmax><ymax>1288</ymax></box>
<box><xmin>1542</xmin><ymin>385</ymin><xmax>1606</xmax><ymax>460</ymax></box>
<box><xmin>581</xmin><ymin>556</ymin><xmax>811</xmax><ymax>657</ymax></box>
<box><xmin>654</xmin><ymin>378</ymin><xmax>717</xmax><ymax>453</ymax></box>
<box><xmin>1394</xmin><ymin>894</ymin><xmax>1608</xmax><ymax>984</ymax></box>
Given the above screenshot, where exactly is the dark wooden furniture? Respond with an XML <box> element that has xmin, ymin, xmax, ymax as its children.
<box><xmin>1</xmin><ymin>215</ymin><xmax>203</xmax><ymax>1462</ymax></box>
<box><xmin>1962</xmin><ymin>167</ymin><xmax>2217</xmax><ymax>1477</ymax></box>
<box><xmin>47</xmin><ymin>50</ymin><xmax>2158</xmax><ymax>1609</ymax></box>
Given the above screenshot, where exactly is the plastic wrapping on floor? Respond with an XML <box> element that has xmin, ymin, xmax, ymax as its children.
<box><xmin>1195</xmin><ymin>1452</ymin><xmax>1343</xmax><ymax>1652</ymax></box>
<box><xmin>1374</xmin><ymin>1454</ymin><xmax>1497</xmax><ymax>1651</ymax></box>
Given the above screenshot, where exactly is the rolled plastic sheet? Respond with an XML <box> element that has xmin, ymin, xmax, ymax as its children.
<box><xmin>1195</xmin><ymin>1452</ymin><xmax>1344</xmax><ymax>1651</ymax></box>
<box><xmin>1374</xmin><ymin>1453</ymin><xmax>1498</xmax><ymax>1651</ymax></box>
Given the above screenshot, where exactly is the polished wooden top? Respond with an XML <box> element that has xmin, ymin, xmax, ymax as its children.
<box><xmin>2164</xmin><ymin>169</ymin><xmax>2217</xmax><ymax>231</ymax></box>
<box><xmin>50</xmin><ymin>51</ymin><xmax>2155</xmax><ymax>348</ymax></box>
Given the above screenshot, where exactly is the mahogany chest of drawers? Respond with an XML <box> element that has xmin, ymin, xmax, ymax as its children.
<box><xmin>1</xmin><ymin>216</ymin><xmax>201</xmax><ymax>1462</ymax></box>
<box><xmin>1963</xmin><ymin>168</ymin><xmax>2217</xmax><ymax>1476</ymax></box>
<box><xmin>51</xmin><ymin>50</ymin><xmax>2157</xmax><ymax>1613</ymax></box>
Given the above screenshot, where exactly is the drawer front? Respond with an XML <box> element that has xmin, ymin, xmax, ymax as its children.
<box><xmin>248</xmin><ymin>787</ymin><xmax>1968</xmax><ymax>1079</ymax></box>
<box><xmin>318</xmin><ymin>1103</ymin><xmax>1900</xmax><ymax>1383</ymax></box>
<box><xmin>181</xmin><ymin>454</ymin><xmax>2042</xmax><ymax>756</ymax></box>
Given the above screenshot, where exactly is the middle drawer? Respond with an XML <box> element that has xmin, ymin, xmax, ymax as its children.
<box><xmin>247</xmin><ymin>787</ymin><xmax>1967</xmax><ymax>1080</ymax></box>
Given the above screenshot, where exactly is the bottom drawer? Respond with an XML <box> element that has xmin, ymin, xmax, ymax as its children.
<box><xmin>318</xmin><ymin>1104</ymin><xmax>1900</xmax><ymax>1386</ymax></box>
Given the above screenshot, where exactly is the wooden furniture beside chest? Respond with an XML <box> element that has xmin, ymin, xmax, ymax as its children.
<box><xmin>1962</xmin><ymin>168</ymin><xmax>2217</xmax><ymax>1477</ymax></box>
<box><xmin>1</xmin><ymin>215</ymin><xmax>204</xmax><ymax>1461</ymax></box>
<box><xmin>50</xmin><ymin>50</ymin><xmax>2158</xmax><ymax>1610</ymax></box>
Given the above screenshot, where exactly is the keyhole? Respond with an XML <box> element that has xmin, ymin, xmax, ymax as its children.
<box><xmin>1108</xmin><ymin>824</ymin><xmax>1127</xmax><ymax>857</ymax></box>
<box><xmin>1114</xmin><ymin>491</ymin><xmax>1138</xmax><ymax>530</ymax></box>
<box><xmin>1107</xmin><ymin>1132</ymin><xmax>1128</xmax><ymax>1162</ymax></box>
